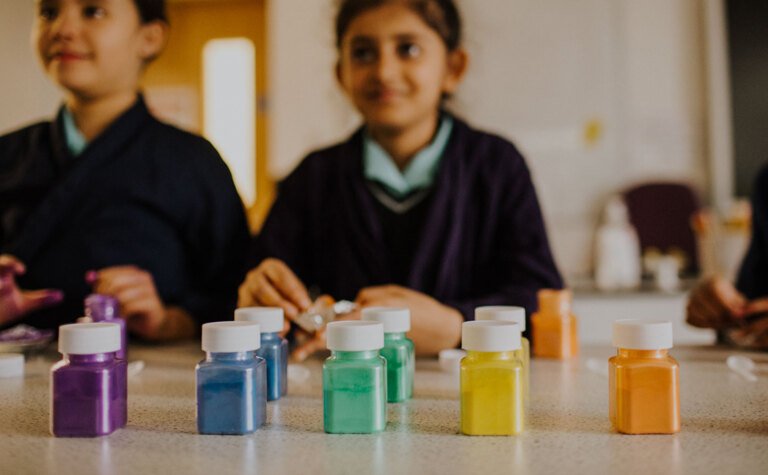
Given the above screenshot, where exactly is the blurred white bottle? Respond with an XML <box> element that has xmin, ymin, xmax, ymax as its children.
<box><xmin>595</xmin><ymin>195</ymin><xmax>641</xmax><ymax>291</ymax></box>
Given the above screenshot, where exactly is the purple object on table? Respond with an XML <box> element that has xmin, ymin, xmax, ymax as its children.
<box><xmin>51</xmin><ymin>323</ymin><xmax>127</xmax><ymax>437</ymax></box>
<box><xmin>0</xmin><ymin>325</ymin><xmax>53</xmax><ymax>342</ymax></box>
<box><xmin>84</xmin><ymin>294</ymin><xmax>127</xmax><ymax>360</ymax></box>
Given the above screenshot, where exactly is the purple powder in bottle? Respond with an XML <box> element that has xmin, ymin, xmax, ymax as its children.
<box><xmin>84</xmin><ymin>294</ymin><xmax>127</xmax><ymax>360</ymax></box>
<box><xmin>51</xmin><ymin>323</ymin><xmax>127</xmax><ymax>437</ymax></box>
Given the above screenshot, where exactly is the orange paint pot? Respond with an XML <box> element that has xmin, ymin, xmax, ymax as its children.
<box><xmin>609</xmin><ymin>320</ymin><xmax>681</xmax><ymax>435</ymax></box>
<box><xmin>531</xmin><ymin>289</ymin><xmax>578</xmax><ymax>359</ymax></box>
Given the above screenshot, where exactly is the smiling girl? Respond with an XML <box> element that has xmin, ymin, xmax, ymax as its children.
<box><xmin>0</xmin><ymin>0</ymin><xmax>249</xmax><ymax>339</ymax></box>
<box><xmin>240</xmin><ymin>0</ymin><xmax>562</xmax><ymax>356</ymax></box>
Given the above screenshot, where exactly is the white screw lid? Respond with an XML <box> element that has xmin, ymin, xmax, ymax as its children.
<box><xmin>58</xmin><ymin>323</ymin><xmax>121</xmax><ymax>355</ymax></box>
<box><xmin>0</xmin><ymin>354</ymin><xmax>24</xmax><ymax>378</ymax></box>
<box><xmin>613</xmin><ymin>320</ymin><xmax>673</xmax><ymax>350</ymax></box>
<box><xmin>462</xmin><ymin>321</ymin><xmax>521</xmax><ymax>352</ymax></box>
<box><xmin>202</xmin><ymin>321</ymin><xmax>261</xmax><ymax>352</ymax></box>
<box><xmin>326</xmin><ymin>321</ymin><xmax>384</xmax><ymax>351</ymax></box>
<box><xmin>474</xmin><ymin>306</ymin><xmax>526</xmax><ymax>331</ymax></box>
<box><xmin>361</xmin><ymin>307</ymin><xmax>410</xmax><ymax>333</ymax></box>
<box><xmin>234</xmin><ymin>307</ymin><xmax>284</xmax><ymax>333</ymax></box>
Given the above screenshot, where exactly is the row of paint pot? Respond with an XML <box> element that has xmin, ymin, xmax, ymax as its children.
<box><xmin>48</xmin><ymin>305</ymin><xmax>415</xmax><ymax>437</ymax></box>
<box><xmin>48</xmin><ymin>293</ymin><xmax>680</xmax><ymax>437</ymax></box>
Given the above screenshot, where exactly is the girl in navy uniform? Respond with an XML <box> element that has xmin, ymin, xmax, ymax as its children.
<box><xmin>239</xmin><ymin>0</ymin><xmax>562</xmax><ymax>357</ymax></box>
<box><xmin>0</xmin><ymin>0</ymin><xmax>249</xmax><ymax>340</ymax></box>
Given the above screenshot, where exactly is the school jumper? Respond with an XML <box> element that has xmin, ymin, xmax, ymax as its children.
<box><xmin>252</xmin><ymin>115</ymin><xmax>563</xmax><ymax>329</ymax></box>
<box><xmin>0</xmin><ymin>96</ymin><xmax>249</xmax><ymax>331</ymax></box>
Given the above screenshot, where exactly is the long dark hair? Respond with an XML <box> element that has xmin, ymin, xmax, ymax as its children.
<box><xmin>335</xmin><ymin>0</ymin><xmax>462</xmax><ymax>50</ymax></box>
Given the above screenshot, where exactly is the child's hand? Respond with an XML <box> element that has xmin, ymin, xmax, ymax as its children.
<box><xmin>88</xmin><ymin>266</ymin><xmax>194</xmax><ymax>340</ymax></box>
<box><xmin>742</xmin><ymin>297</ymin><xmax>768</xmax><ymax>318</ymax></box>
<box><xmin>726</xmin><ymin>315</ymin><xmax>768</xmax><ymax>349</ymax></box>
<box><xmin>355</xmin><ymin>285</ymin><xmax>462</xmax><ymax>356</ymax></box>
<box><xmin>0</xmin><ymin>254</ymin><xmax>63</xmax><ymax>324</ymax></box>
<box><xmin>238</xmin><ymin>258</ymin><xmax>312</xmax><ymax>321</ymax></box>
<box><xmin>686</xmin><ymin>277</ymin><xmax>747</xmax><ymax>330</ymax></box>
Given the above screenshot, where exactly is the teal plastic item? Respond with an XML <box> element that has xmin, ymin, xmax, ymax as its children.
<box><xmin>381</xmin><ymin>332</ymin><xmax>414</xmax><ymax>402</ymax></box>
<box><xmin>323</xmin><ymin>350</ymin><xmax>387</xmax><ymax>433</ymax></box>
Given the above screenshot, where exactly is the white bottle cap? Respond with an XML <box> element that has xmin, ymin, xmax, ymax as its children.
<box><xmin>612</xmin><ymin>320</ymin><xmax>673</xmax><ymax>350</ymax></box>
<box><xmin>202</xmin><ymin>321</ymin><xmax>261</xmax><ymax>352</ymax></box>
<box><xmin>474</xmin><ymin>306</ymin><xmax>526</xmax><ymax>331</ymax></box>
<box><xmin>58</xmin><ymin>323</ymin><xmax>121</xmax><ymax>355</ymax></box>
<box><xmin>234</xmin><ymin>307</ymin><xmax>284</xmax><ymax>333</ymax></box>
<box><xmin>462</xmin><ymin>321</ymin><xmax>521</xmax><ymax>352</ymax></box>
<box><xmin>0</xmin><ymin>354</ymin><xmax>24</xmax><ymax>378</ymax></box>
<box><xmin>361</xmin><ymin>307</ymin><xmax>410</xmax><ymax>333</ymax></box>
<box><xmin>326</xmin><ymin>321</ymin><xmax>384</xmax><ymax>351</ymax></box>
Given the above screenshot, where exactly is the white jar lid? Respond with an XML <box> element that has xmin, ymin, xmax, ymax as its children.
<box><xmin>326</xmin><ymin>321</ymin><xmax>383</xmax><ymax>351</ymax></box>
<box><xmin>58</xmin><ymin>323</ymin><xmax>121</xmax><ymax>355</ymax></box>
<box><xmin>202</xmin><ymin>321</ymin><xmax>261</xmax><ymax>352</ymax></box>
<box><xmin>462</xmin><ymin>321</ymin><xmax>521</xmax><ymax>352</ymax></box>
<box><xmin>613</xmin><ymin>319</ymin><xmax>673</xmax><ymax>350</ymax></box>
<box><xmin>234</xmin><ymin>307</ymin><xmax>284</xmax><ymax>333</ymax></box>
<box><xmin>361</xmin><ymin>307</ymin><xmax>410</xmax><ymax>333</ymax></box>
<box><xmin>474</xmin><ymin>306</ymin><xmax>526</xmax><ymax>331</ymax></box>
<box><xmin>0</xmin><ymin>354</ymin><xmax>24</xmax><ymax>378</ymax></box>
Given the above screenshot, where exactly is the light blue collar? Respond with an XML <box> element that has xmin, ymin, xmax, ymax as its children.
<box><xmin>61</xmin><ymin>107</ymin><xmax>88</xmax><ymax>157</ymax></box>
<box><xmin>363</xmin><ymin>115</ymin><xmax>453</xmax><ymax>199</ymax></box>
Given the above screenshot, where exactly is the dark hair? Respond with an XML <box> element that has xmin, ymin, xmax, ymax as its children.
<box><xmin>134</xmin><ymin>0</ymin><xmax>168</xmax><ymax>24</ymax></box>
<box><xmin>335</xmin><ymin>0</ymin><xmax>462</xmax><ymax>50</ymax></box>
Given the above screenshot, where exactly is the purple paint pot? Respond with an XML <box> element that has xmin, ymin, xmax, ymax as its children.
<box><xmin>84</xmin><ymin>294</ymin><xmax>127</xmax><ymax>360</ymax></box>
<box><xmin>50</xmin><ymin>323</ymin><xmax>127</xmax><ymax>437</ymax></box>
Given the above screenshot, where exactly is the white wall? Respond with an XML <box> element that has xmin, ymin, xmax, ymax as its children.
<box><xmin>268</xmin><ymin>0</ymin><xmax>709</xmax><ymax>278</ymax></box>
<box><xmin>1</xmin><ymin>0</ymin><xmax>710</xmax><ymax>279</ymax></box>
<box><xmin>0</xmin><ymin>1</ymin><xmax>60</xmax><ymax>134</ymax></box>
<box><xmin>267</xmin><ymin>0</ymin><xmax>360</xmax><ymax>179</ymax></box>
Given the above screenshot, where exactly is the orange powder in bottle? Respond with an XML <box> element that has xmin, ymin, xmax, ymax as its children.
<box><xmin>531</xmin><ymin>289</ymin><xmax>578</xmax><ymax>359</ymax></box>
<box><xmin>609</xmin><ymin>320</ymin><xmax>680</xmax><ymax>434</ymax></box>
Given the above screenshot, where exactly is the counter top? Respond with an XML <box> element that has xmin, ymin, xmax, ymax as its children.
<box><xmin>1</xmin><ymin>343</ymin><xmax>766</xmax><ymax>475</ymax></box>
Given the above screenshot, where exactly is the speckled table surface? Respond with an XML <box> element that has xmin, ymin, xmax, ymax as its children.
<box><xmin>1</xmin><ymin>343</ymin><xmax>766</xmax><ymax>475</ymax></box>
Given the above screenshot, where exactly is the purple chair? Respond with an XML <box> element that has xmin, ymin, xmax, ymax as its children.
<box><xmin>623</xmin><ymin>182</ymin><xmax>701</xmax><ymax>275</ymax></box>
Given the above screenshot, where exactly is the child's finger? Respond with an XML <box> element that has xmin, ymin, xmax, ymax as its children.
<box><xmin>250</xmin><ymin>273</ymin><xmax>300</xmax><ymax>320</ymax></box>
<box><xmin>0</xmin><ymin>255</ymin><xmax>25</xmax><ymax>275</ymax></box>
<box><xmin>20</xmin><ymin>289</ymin><xmax>64</xmax><ymax>313</ymax></box>
<box><xmin>742</xmin><ymin>298</ymin><xmax>768</xmax><ymax>317</ymax></box>
<box><xmin>264</xmin><ymin>261</ymin><xmax>311</xmax><ymax>311</ymax></box>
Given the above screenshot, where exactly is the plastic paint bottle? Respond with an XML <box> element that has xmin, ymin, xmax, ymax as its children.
<box><xmin>83</xmin><ymin>294</ymin><xmax>127</xmax><ymax>360</ymax></box>
<box><xmin>475</xmin><ymin>306</ymin><xmax>529</xmax><ymax>403</ymax></box>
<box><xmin>323</xmin><ymin>321</ymin><xmax>387</xmax><ymax>434</ymax></box>
<box><xmin>51</xmin><ymin>322</ymin><xmax>127</xmax><ymax>437</ymax></box>
<box><xmin>532</xmin><ymin>289</ymin><xmax>579</xmax><ymax>359</ymax></box>
<box><xmin>362</xmin><ymin>307</ymin><xmax>415</xmax><ymax>402</ymax></box>
<box><xmin>460</xmin><ymin>321</ymin><xmax>524</xmax><ymax>436</ymax></box>
<box><xmin>196</xmin><ymin>321</ymin><xmax>267</xmax><ymax>435</ymax></box>
<box><xmin>609</xmin><ymin>320</ymin><xmax>680</xmax><ymax>434</ymax></box>
<box><xmin>235</xmin><ymin>307</ymin><xmax>288</xmax><ymax>401</ymax></box>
